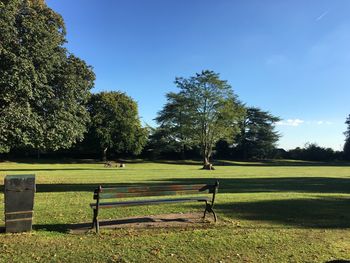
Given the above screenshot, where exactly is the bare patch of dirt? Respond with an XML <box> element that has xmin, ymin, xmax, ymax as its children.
<box><xmin>69</xmin><ymin>212</ymin><xmax>215</xmax><ymax>234</ymax></box>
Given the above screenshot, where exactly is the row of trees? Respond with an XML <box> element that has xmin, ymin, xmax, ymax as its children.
<box><xmin>284</xmin><ymin>143</ymin><xmax>342</xmax><ymax>161</ymax></box>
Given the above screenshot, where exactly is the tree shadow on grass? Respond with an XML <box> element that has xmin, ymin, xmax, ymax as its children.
<box><xmin>1</xmin><ymin>177</ymin><xmax>349</xmax><ymax>194</ymax></box>
<box><xmin>213</xmin><ymin>197</ymin><xmax>350</xmax><ymax>229</ymax></box>
<box><xmin>0</xmin><ymin>168</ymin><xmax>125</xmax><ymax>172</ymax></box>
<box><xmin>0</xmin><ymin>182</ymin><xmax>156</xmax><ymax>193</ymax></box>
<box><xmin>153</xmin><ymin>177</ymin><xmax>350</xmax><ymax>194</ymax></box>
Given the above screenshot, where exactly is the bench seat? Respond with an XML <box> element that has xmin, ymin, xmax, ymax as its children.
<box><xmin>90</xmin><ymin>196</ymin><xmax>209</xmax><ymax>209</ymax></box>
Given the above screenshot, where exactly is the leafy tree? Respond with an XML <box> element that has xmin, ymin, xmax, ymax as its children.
<box><xmin>156</xmin><ymin>70</ymin><xmax>245</xmax><ymax>168</ymax></box>
<box><xmin>288</xmin><ymin>143</ymin><xmax>335</xmax><ymax>161</ymax></box>
<box><xmin>0</xmin><ymin>0</ymin><xmax>95</xmax><ymax>153</ymax></box>
<box><xmin>343</xmin><ymin>115</ymin><xmax>350</xmax><ymax>160</ymax></box>
<box><xmin>287</xmin><ymin>147</ymin><xmax>303</xmax><ymax>160</ymax></box>
<box><xmin>85</xmin><ymin>91</ymin><xmax>148</xmax><ymax>161</ymax></box>
<box><xmin>155</xmin><ymin>92</ymin><xmax>194</xmax><ymax>159</ymax></box>
<box><xmin>234</xmin><ymin>107</ymin><xmax>280</xmax><ymax>159</ymax></box>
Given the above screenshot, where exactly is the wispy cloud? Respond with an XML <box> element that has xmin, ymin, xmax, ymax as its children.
<box><xmin>304</xmin><ymin>120</ymin><xmax>333</xmax><ymax>125</ymax></box>
<box><xmin>315</xmin><ymin>120</ymin><xmax>333</xmax><ymax>125</ymax></box>
<box><xmin>277</xmin><ymin>119</ymin><xmax>333</xmax><ymax>127</ymax></box>
<box><xmin>315</xmin><ymin>11</ymin><xmax>329</xmax><ymax>22</ymax></box>
<box><xmin>277</xmin><ymin>119</ymin><xmax>304</xmax><ymax>127</ymax></box>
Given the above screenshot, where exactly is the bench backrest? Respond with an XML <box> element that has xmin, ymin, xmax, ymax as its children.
<box><xmin>94</xmin><ymin>182</ymin><xmax>219</xmax><ymax>200</ymax></box>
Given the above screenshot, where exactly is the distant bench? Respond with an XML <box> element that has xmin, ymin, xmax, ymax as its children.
<box><xmin>90</xmin><ymin>181</ymin><xmax>219</xmax><ymax>233</ymax></box>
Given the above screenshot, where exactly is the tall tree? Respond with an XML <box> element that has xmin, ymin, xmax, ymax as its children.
<box><xmin>0</xmin><ymin>0</ymin><xmax>95</xmax><ymax>153</ymax></box>
<box><xmin>157</xmin><ymin>70</ymin><xmax>245</xmax><ymax>168</ymax></box>
<box><xmin>155</xmin><ymin>92</ymin><xmax>194</xmax><ymax>159</ymax></box>
<box><xmin>86</xmin><ymin>91</ymin><xmax>148</xmax><ymax>161</ymax></box>
<box><xmin>344</xmin><ymin>115</ymin><xmax>350</xmax><ymax>160</ymax></box>
<box><xmin>234</xmin><ymin>107</ymin><xmax>280</xmax><ymax>159</ymax></box>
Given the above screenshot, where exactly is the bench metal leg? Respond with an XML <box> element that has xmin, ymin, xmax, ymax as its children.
<box><xmin>92</xmin><ymin>216</ymin><xmax>95</xmax><ymax>229</ymax></box>
<box><xmin>202</xmin><ymin>202</ymin><xmax>217</xmax><ymax>222</ymax></box>
<box><xmin>92</xmin><ymin>209</ymin><xmax>99</xmax><ymax>233</ymax></box>
<box><xmin>203</xmin><ymin>201</ymin><xmax>208</xmax><ymax>219</ymax></box>
<box><xmin>96</xmin><ymin>219</ymin><xmax>100</xmax><ymax>233</ymax></box>
<box><xmin>211</xmin><ymin>208</ymin><xmax>217</xmax><ymax>222</ymax></box>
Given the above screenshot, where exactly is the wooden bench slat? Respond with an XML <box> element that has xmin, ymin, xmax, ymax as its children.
<box><xmin>98</xmin><ymin>189</ymin><xmax>209</xmax><ymax>199</ymax></box>
<box><xmin>90</xmin><ymin>196</ymin><xmax>209</xmax><ymax>209</ymax></box>
<box><xmin>100</xmin><ymin>184</ymin><xmax>209</xmax><ymax>194</ymax></box>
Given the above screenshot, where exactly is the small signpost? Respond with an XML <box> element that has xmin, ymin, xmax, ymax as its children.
<box><xmin>4</xmin><ymin>174</ymin><xmax>36</xmax><ymax>233</ymax></box>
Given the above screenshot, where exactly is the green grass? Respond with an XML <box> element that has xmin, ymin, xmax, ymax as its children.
<box><xmin>0</xmin><ymin>160</ymin><xmax>350</xmax><ymax>262</ymax></box>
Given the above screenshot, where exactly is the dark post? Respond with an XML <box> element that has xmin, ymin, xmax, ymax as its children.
<box><xmin>4</xmin><ymin>174</ymin><xmax>36</xmax><ymax>233</ymax></box>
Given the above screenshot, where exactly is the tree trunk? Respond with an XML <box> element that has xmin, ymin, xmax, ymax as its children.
<box><xmin>37</xmin><ymin>149</ymin><xmax>41</xmax><ymax>160</ymax></box>
<box><xmin>102</xmin><ymin>147</ymin><xmax>108</xmax><ymax>162</ymax></box>
<box><xmin>202</xmin><ymin>150</ymin><xmax>214</xmax><ymax>170</ymax></box>
<box><xmin>203</xmin><ymin>155</ymin><xmax>210</xmax><ymax>165</ymax></box>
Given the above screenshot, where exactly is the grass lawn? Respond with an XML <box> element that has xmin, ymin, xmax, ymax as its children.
<box><xmin>0</xmin><ymin>160</ymin><xmax>349</xmax><ymax>262</ymax></box>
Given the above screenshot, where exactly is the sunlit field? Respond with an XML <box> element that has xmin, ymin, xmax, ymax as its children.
<box><xmin>0</xmin><ymin>160</ymin><xmax>349</xmax><ymax>262</ymax></box>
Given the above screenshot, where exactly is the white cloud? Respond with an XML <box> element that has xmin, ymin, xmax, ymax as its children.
<box><xmin>277</xmin><ymin>119</ymin><xmax>304</xmax><ymax>127</ymax></box>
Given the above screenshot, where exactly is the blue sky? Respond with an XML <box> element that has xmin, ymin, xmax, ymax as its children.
<box><xmin>46</xmin><ymin>0</ymin><xmax>350</xmax><ymax>150</ymax></box>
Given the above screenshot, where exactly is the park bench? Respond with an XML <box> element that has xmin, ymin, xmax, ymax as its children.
<box><xmin>90</xmin><ymin>181</ymin><xmax>219</xmax><ymax>233</ymax></box>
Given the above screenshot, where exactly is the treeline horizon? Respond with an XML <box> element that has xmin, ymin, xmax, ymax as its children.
<box><xmin>1</xmin><ymin>139</ymin><xmax>347</xmax><ymax>163</ymax></box>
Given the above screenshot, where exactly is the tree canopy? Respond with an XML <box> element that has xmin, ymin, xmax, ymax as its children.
<box><xmin>288</xmin><ymin>143</ymin><xmax>336</xmax><ymax>161</ymax></box>
<box><xmin>156</xmin><ymin>70</ymin><xmax>245</xmax><ymax>167</ymax></box>
<box><xmin>234</xmin><ymin>107</ymin><xmax>281</xmax><ymax>159</ymax></box>
<box><xmin>154</xmin><ymin>92</ymin><xmax>195</xmax><ymax>159</ymax></box>
<box><xmin>85</xmin><ymin>91</ymin><xmax>148</xmax><ymax>160</ymax></box>
<box><xmin>0</xmin><ymin>0</ymin><xmax>95</xmax><ymax>153</ymax></box>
